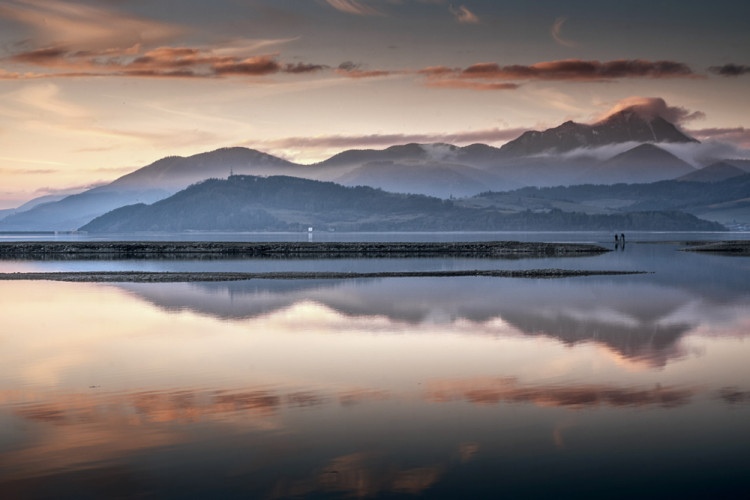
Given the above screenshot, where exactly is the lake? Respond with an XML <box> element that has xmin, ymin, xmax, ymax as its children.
<box><xmin>1</xmin><ymin>232</ymin><xmax>749</xmax><ymax>498</ymax></box>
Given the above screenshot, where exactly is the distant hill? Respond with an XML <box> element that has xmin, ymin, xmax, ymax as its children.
<box><xmin>499</xmin><ymin>108</ymin><xmax>697</xmax><ymax>157</ymax></box>
<box><xmin>677</xmin><ymin>162</ymin><xmax>747</xmax><ymax>183</ymax></box>
<box><xmin>582</xmin><ymin>144</ymin><xmax>695</xmax><ymax>184</ymax></box>
<box><xmin>723</xmin><ymin>159</ymin><xmax>750</xmax><ymax>172</ymax></box>
<box><xmin>81</xmin><ymin>175</ymin><xmax>724</xmax><ymax>233</ymax></box>
<box><xmin>0</xmin><ymin>186</ymin><xmax>172</xmax><ymax>232</ymax></box>
<box><xmin>334</xmin><ymin>160</ymin><xmax>513</xmax><ymax>198</ymax></box>
<box><xmin>477</xmin><ymin>174</ymin><xmax>750</xmax><ymax>224</ymax></box>
<box><xmin>0</xmin><ymin>147</ymin><xmax>309</xmax><ymax>231</ymax></box>
<box><xmin>109</xmin><ymin>147</ymin><xmax>302</xmax><ymax>190</ymax></box>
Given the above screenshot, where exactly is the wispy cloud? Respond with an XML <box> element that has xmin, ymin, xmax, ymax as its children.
<box><xmin>9</xmin><ymin>83</ymin><xmax>91</xmax><ymax>119</ymax></box>
<box><xmin>0</xmin><ymin>155</ymin><xmax>68</xmax><ymax>167</ymax></box>
<box><xmin>423</xmin><ymin>79</ymin><xmax>519</xmax><ymax>90</ymax></box>
<box><xmin>450</xmin><ymin>5</ymin><xmax>479</xmax><ymax>24</ymax></box>
<box><xmin>325</xmin><ymin>0</ymin><xmax>384</xmax><ymax>16</ymax></box>
<box><xmin>708</xmin><ymin>63</ymin><xmax>750</xmax><ymax>77</ymax></box>
<box><xmin>0</xmin><ymin>0</ymin><xmax>184</xmax><ymax>52</ymax></box>
<box><xmin>256</xmin><ymin>127</ymin><xmax>529</xmax><ymax>151</ymax></box>
<box><xmin>551</xmin><ymin>17</ymin><xmax>579</xmax><ymax>47</ymax></box>
<box><xmin>685</xmin><ymin>127</ymin><xmax>750</xmax><ymax>148</ymax></box>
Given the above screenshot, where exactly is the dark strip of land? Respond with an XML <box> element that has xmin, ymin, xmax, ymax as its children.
<box><xmin>0</xmin><ymin>269</ymin><xmax>647</xmax><ymax>283</ymax></box>
<box><xmin>679</xmin><ymin>241</ymin><xmax>750</xmax><ymax>255</ymax></box>
<box><xmin>0</xmin><ymin>241</ymin><xmax>608</xmax><ymax>260</ymax></box>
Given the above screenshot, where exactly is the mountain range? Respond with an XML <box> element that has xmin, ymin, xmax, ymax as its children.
<box><xmin>81</xmin><ymin>174</ymin><xmax>724</xmax><ymax>233</ymax></box>
<box><xmin>2</xmin><ymin>104</ymin><xmax>748</xmax><ymax>231</ymax></box>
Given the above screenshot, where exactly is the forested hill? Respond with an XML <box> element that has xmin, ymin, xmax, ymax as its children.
<box><xmin>477</xmin><ymin>174</ymin><xmax>750</xmax><ymax>224</ymax></box>
<box><xmin>81</xmin><ymin>175</ymin><xmax>725</xmax><ymax>233</ymax></box>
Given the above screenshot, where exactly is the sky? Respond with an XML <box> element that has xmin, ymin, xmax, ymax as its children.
<box><xmin>0</xmin><ymin>0</ymin><xmax>749</xmax><ymax>208</ymax></box>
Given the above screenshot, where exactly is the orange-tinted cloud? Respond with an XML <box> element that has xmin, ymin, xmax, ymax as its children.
<box><xmin>414</xmin><ymin>59</ymin><xmax>696</xmax><ymax>91</ymax></box>
<box><xmin>6</xmin><ymin>44</ymin><xmax>327</xmax><ymax>80</ymax></box>
<box><xmin>416</xmin><ymin>59</ymin><xmax>696</xmax><ymax>91</ymax></box>
<box><xmin>0</xmin><ymin>0</ymin><xmax>184</xmax><ymax>52</ymax></box>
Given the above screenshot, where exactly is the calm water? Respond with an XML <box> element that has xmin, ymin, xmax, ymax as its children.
<box><xmin>1</xmin><ymin>233</ymin><xmax>749</xmax><ymax>498</ymax></box>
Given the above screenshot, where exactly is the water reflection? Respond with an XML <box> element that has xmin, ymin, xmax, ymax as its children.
<box><xmin>2</xmin><ymin>246</ymin><xmax>750</xmax><ymax>497</ymax></box>
<box><xmin>112</xmin><ymin>268</ymin><xmax>748</xmax><ymax>368</ymax></box>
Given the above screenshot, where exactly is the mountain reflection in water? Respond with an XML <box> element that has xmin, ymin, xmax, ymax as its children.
<box><xmin>1</xmin><ymin>242</ymin><xmax>750</xmax><ymax>498</ymax></box>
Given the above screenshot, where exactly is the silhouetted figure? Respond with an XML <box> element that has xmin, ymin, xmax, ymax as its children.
<box><xmin>621</xmin><ymin>233</ymin><xmax>625</xmax><ymax>243</ymax></box>
<box><xmin>615</xmin><ymin>234</ymin><xmax>619</xmax><ymax>244</ymax></box>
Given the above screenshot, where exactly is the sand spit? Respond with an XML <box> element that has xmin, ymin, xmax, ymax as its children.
<box><xmin>680</xmin><ymin>241</ymin><xmax>750</xmax><ymax>255</ymax></box>
<box><xmin>0</xmin><ymin>269</ymin><xmax>647</xmax><ymax>283</ymax></box>
<box><xmin>0</xmin><ymin>241</ymin><xmax>608</xmax><ymax>260</ymax></box>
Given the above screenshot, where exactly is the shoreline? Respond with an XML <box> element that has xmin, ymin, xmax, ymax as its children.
<box><xmin>0</xmin><ymin>241</ymin><xmax>609</xmax><ymax>259</ymax></box>
<box><xmin>679</xmin><ymin>241</ymin><xmax>750</xmax><ymax>255</ymax></box>
<box><xmin>0</xmin><ymin>269</ymin><xmax>648</xmax><ymax>283</ymax></box>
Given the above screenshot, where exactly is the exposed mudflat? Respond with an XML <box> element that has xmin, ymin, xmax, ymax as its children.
<box><xmin>0</xmin><ymin>241</ymin><xmax>609</xmax><ymax>260</ymax></box>
<box><xmin>0</xmin><ymin>269</ymin><xmax>647</xmax><ymax>282</ymax></box>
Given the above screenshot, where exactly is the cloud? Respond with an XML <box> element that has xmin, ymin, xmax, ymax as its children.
<box><xmin>11</xmin><ymin>83</ymin><xmax>91</xmax><ymax>119</ymax></box>
<box><xmin>335</xmin><ymin>61</ymin><xmax>402</xmax><ymax>79</ymax></box>
<box><xmin>32</xmin><ymin>182</ymin><xmax>108</xmax><ymax>196</ymax></box>
<box><xmin>211</xmin><ymin>55</ymin><xmax>281</xmax><ymax>76</ymax></box>
<box><xmin>6</xmin><ymin>44</ymin><xmax>329</xmax><ymax>80</ymax></box>
<box><xmin>658</xmin><ymin>141</ymin><xmax>750</xmax><ymax>166</ymax></box>
<box><xmin>0</xmin><ymin>167</ymin><xmax>57</xmax><ymax>175</ymax></box>
<box><xmin>257</xmin><ymin>127</ymin><xmax>529</xmax><ymax>151</ymax></box>
<box><xmin>325</xmin><ymin>0</ymin><xmax>384</xmax><ymax>16</ymax></box>
<box><xmin>598</xmin><ymin>96</ymin><xmax>705</xmax><ymax>125</ymax></box>
<box><xmin>415</xmin><ymin>59</ymin><xmax>696</xmax><ymax>91</ymax></box>
<box><xmin>686</xmin><ymin>127</ymin><xmax>750</xmax><ymax>148</ymax></box>
<box><xmin>450</xmin><ymin>5</ymin><xmax>479</xmax><ymax>24</ymax></box>
<box><xmin>0</xmin><ymin>155</ymin><xmax>68</xmax><ymax>167</ymax></box>
<box><xmin>422</xmin><ymin>79</ymin><xmax>519</xmax><ymax>90</ymax></box>
<box><xmin>460</xmin><ymin>59</ymin><xmax>695</xmax><ymax>81</ymax></box>
<box><xmin>708</xmin><ymin>63</ymin><xmax>750</xmax><ymax>77</ymax></box>
<box><xmin>284</xmin><ymin>62</ymin><xmax>330</xmax><ymax>74</ymax></box>
<box><xmin>551</xmin><ymin>17</ymin><xmax>579</xmax><ymax>47</ymax></box>
<box><xmin>0</xmin><ymin>0</ymin><xmax>184</xmax><ymax>52</ymax></box>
